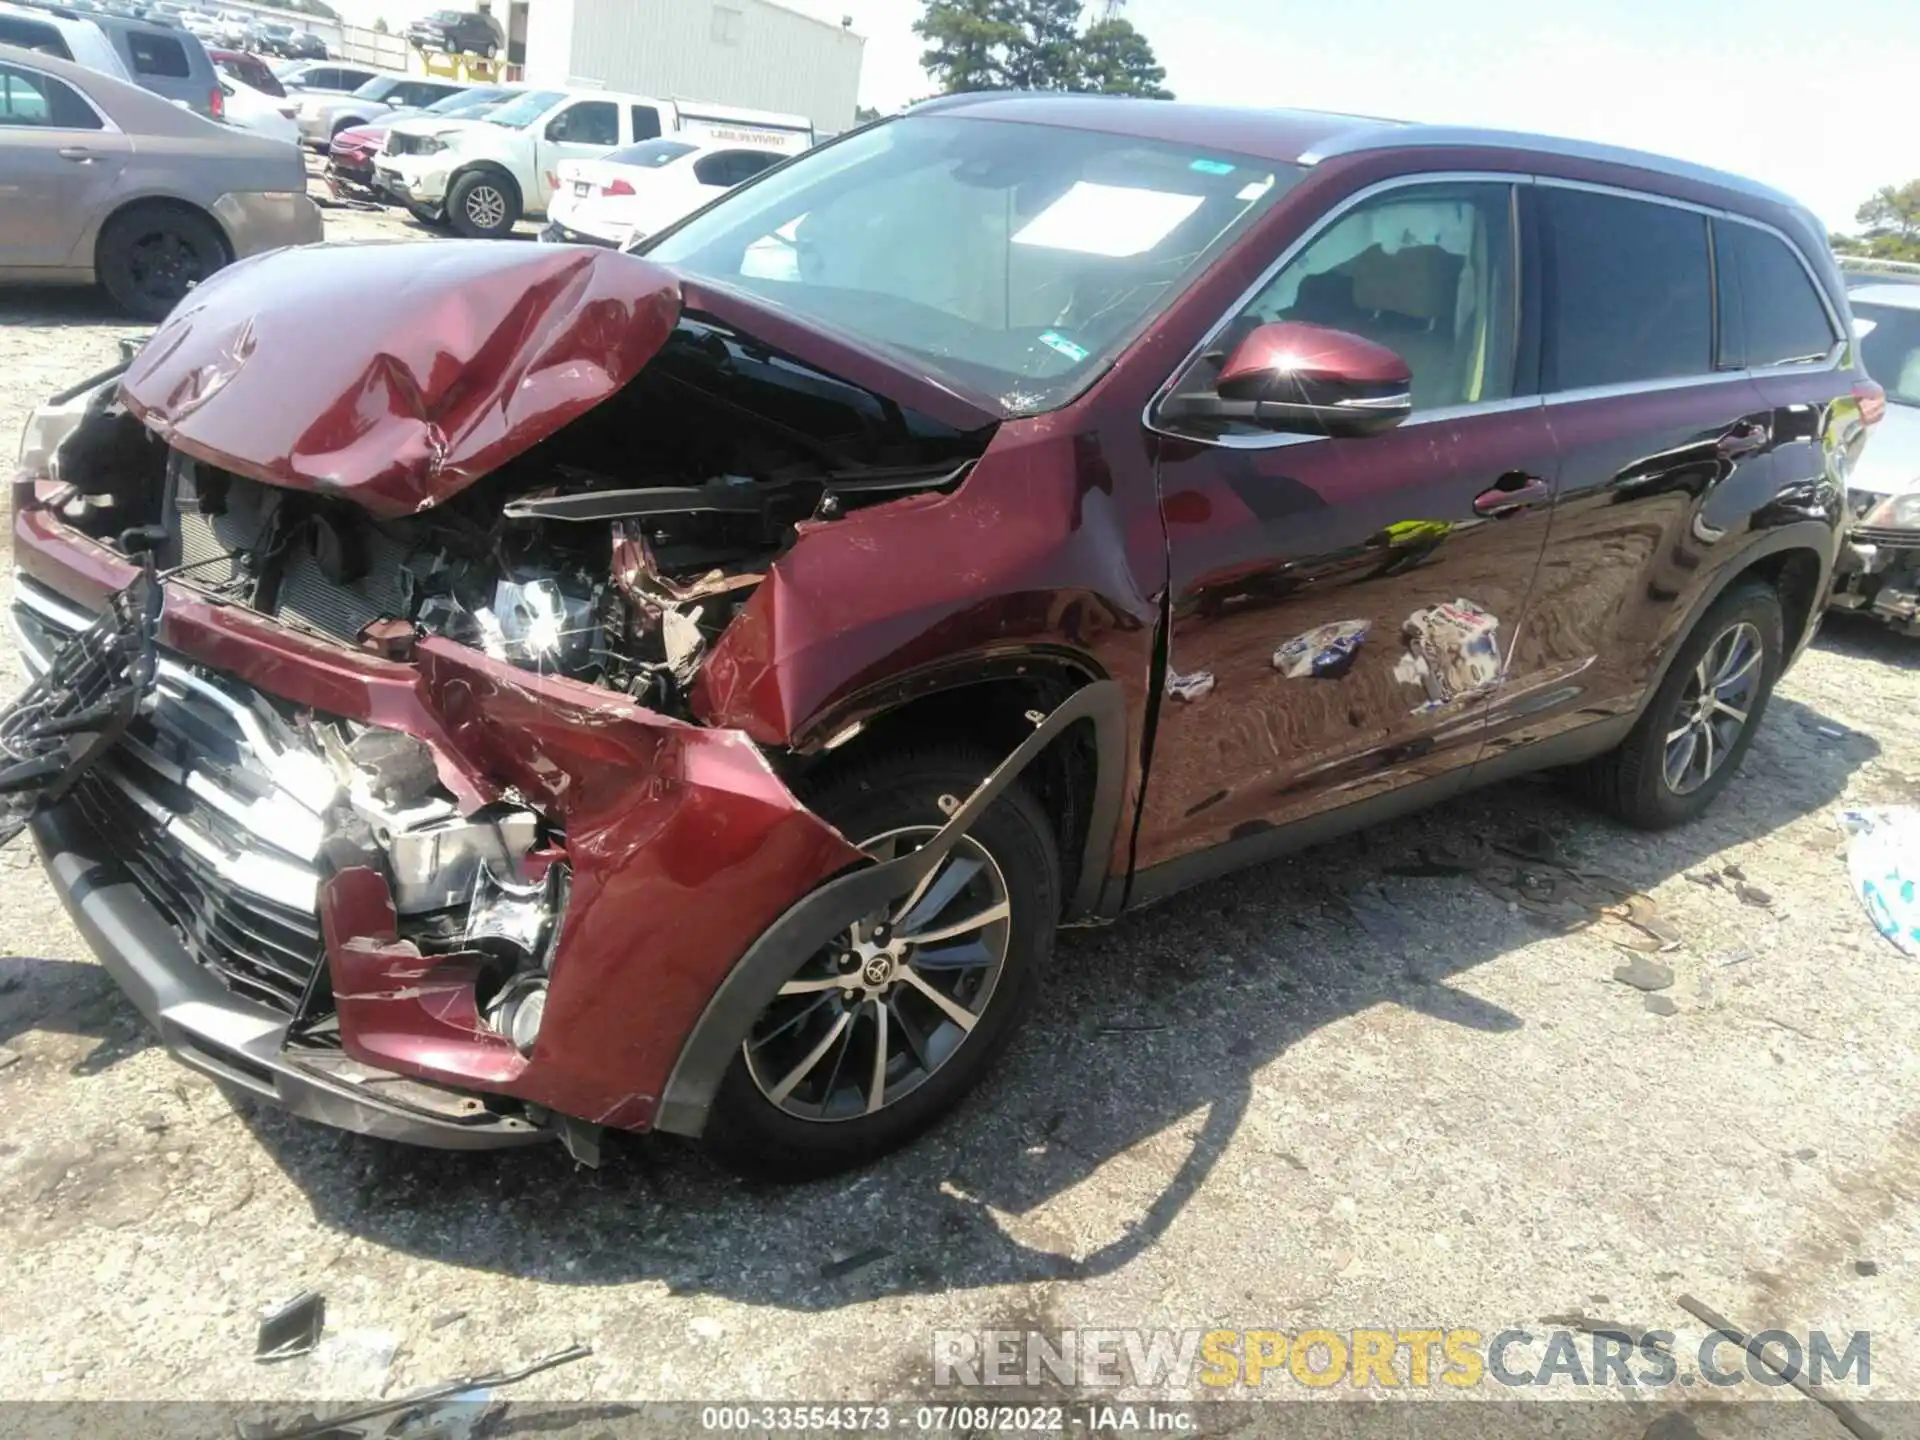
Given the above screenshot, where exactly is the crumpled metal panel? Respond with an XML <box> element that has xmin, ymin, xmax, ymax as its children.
<box><xmin>119</xmin><ymin>241</ymin><xmax>683</xmax><ymax>518</ymax></box>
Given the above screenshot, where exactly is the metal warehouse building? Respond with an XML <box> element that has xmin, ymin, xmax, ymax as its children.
<box><xmin>519</xmin><ymin>0</ymin><xmax>866</xmax><ymax>133</ymax></box>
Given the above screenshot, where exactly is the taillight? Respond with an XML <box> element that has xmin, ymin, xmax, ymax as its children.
<box><xmin>602</xmin><ymin>178</ymin><xmax>635</xmax><ymax>197</ymax></box>
<box><xmin>209</xmin><ymin>86</ymin><xmax>225</xmax><ymax>120</ymax></box>
<box><xmin>1855</xmin><ymin>379</ymin><xmax>1886</xmax><ymax>426</ymax></box>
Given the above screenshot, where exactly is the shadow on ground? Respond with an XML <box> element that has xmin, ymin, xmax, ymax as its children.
<box><xmin>197</xmin><ymin>690</ymin><xmax>1879</xmax><ymax>1311</ymax></box>
<box><xmin>0</xmin><ymin>288</ymin><xmax>131</xmax><ymax>329</ymax></box>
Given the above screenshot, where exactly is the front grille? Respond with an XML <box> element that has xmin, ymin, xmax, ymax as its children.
<box><xmin>14</xmin><ymin>580</ymin><xmax>331</xmax><ymax>1016</ymax></box>
<box><xmin>1851</xmin><ymin>524</ymin><xmax>1920</xmax><ymax>549</ymax></box>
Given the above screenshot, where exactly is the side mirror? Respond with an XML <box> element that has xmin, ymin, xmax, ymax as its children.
<box><xmin>1164</xmin><ymin>320</ymin><xmax>1413</xmax><ymax>438</ymax></box>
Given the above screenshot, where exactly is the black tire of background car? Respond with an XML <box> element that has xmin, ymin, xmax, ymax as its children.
<box><xmin>1570</xmin><ymin>579</ymin><xmax>1784</xmax><ymax>829</ymax></box>
<box><xmin>446</xmin><ymin>168</ymin><xmax>520</xmax><ymax>240</ymax></box>
<box><xmin>95</xmin><ymin>204</ymin><xmax>228</xmax><ymax>322</ymax></box>
<box><xmin>702</xmin><ymin>745</ymin><xmax>1059</xmax><ymax>1180</ymax></box>
<box><xmin>479</xmin><ymin>40</ymin><xmax>496</xmax><ymax>58</ymax></box>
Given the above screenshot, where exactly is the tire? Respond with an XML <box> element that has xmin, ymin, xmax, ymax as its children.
<box><xmin>446</xmin><ymin>168</ymin><xmax>519</xmax><ymax>239</ymax></box>
<box><xmin>1571</xmin><ymin>580</ymin><xmax>1784</xmax><ymax>829</ymax></box>
<box><xmin>479</xmin><ymin>40</ymin><xmax>496</xmax><ymax>58</ymax></box>
<box><xmin>96</xmin><ymin>204</ymin><xmax>228</xmax><ymax>321</ymax></box>
<box><xmin>703</xmin><ymin>746</ymin><xmax>1060</xmax><ymax>1180</ymax></box>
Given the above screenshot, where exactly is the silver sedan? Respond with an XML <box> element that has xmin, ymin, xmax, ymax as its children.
<box><xmin>0</xmin><ymin>41</ymin><xmax>320</xmax><ymax>318</ymax></box>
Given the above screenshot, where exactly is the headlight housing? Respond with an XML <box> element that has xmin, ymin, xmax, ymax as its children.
<box><xmin>1862</xmin><ymin>490</ymin><xmax>1920</xmax><ymax>531</ymax></box>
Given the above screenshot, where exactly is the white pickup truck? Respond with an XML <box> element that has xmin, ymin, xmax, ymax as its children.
<box><xmin>375</xmin><ymin>87</ymin><xmax>813</xmax><ymax>238</ymax></box>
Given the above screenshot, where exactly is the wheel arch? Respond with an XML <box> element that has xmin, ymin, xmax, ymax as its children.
<box><xmin>1639</xmin><ymin>523</ymin><xmax>1834</xmax><ymax>716</ymax></box>
<box><xmin>655</xmin><ymin>680</ymin><xmax>1122</xmax><ymax>1138</ymax></box>
<box><xmin>90</xmin><ymin>194</ymin><xmax>234</xmax><ymax>277</ymax></box>
<box><xmin>790</xmin><ymin>657</ymin><xmax>1127</xmax><ymax>925</ymax></box>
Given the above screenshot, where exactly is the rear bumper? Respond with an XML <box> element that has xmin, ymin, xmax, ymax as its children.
<box><xmin>539</xmin><ymin>220</ymin><xmax>618</xmax><ymax>248</ymax></box>
<box><xmin>32</xmin><ymin>798</ymin><xmax>549</xmax><ymax>1149</ymax></box>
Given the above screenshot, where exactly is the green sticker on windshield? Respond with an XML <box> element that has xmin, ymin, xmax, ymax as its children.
<box><xmin>1189</xmin><ymin>159</ymin><xmax>1236</xmax><ymax>176</ymax></box>
<box><xmin>1040</xmin><ymin>331</ymin><xmax>1090</xmax><ymax>363</ymax></box>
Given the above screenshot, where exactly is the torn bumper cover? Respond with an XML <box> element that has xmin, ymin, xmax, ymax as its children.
<box><xmin>13</xmin><ymin>530</ymin><xmax>863</xmax><ymax>1148</ymax></box>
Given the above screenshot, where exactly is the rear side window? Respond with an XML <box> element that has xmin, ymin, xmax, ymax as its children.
<box><xmin>304</xmin><ymin>66</ymin><xmax>340</xmax><ymax>88</ymax></box>
<box><xmin>0</xmin><ymin>17</ymin><xmax>71</xmax><ymax>58</ymax></box>
<box><xmin>630</xmin><ymin>104</ymin><xmax>661</xmax><ymax>141</ymax></box>
<box><xmin>1715</xmin><ymin>221</ymin><xmax>1837</xmax><ymax>368</ymax></box>
<box><xmin>129</xmin><ymin>31</ymin><xmax>191</xmax><ymax>78</ymax></box>
<box><xmin>1538</xmin><ymin>186</ymin><xmax>1713</xmax><ymax>391</ymax></box>
<box><xmin>0</xmin><ymin>63</ymin><xmax>102</xmax><ymax>128</ymax></box>
<box><xmin>695</xmin><ymin>150</ymin><xmax>780</xmax><ymax>187</ymax></box>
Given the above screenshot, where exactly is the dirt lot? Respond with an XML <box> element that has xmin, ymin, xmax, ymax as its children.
<box><xmin>3</xmin><ymin>193</ymin><xmax>1920</xmax><ymax>1426</ymax></box>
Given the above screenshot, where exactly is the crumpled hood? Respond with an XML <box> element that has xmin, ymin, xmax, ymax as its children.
<box><xmin>120</xmin><ymin>241</ymin><xmax>682</xmax><ymax>518</ymax></box>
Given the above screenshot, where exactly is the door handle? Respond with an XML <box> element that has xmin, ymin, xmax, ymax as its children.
<box><xmin>57</xmin><ymin>146</ymin><xmax>96</xmax><ymax>163</ymax></box>
<box><xmin>1473</xmin><ymin>473</ymin><xmax>1551</xmax><ymax>517</ymax></box>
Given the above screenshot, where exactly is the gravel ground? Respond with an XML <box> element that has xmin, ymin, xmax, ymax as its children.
<box><xmin>2</xmin><ymin>192</ymin><xmax>1919</xmax><ymax>1426</ymax></box>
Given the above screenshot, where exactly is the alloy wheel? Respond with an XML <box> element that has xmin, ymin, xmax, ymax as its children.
<box><xmin>465</xmin><ymin>184</ymin><xmax>507</xmax><ymax>231</ymax></box>
<box><xmin>1663</xmin><ymin>620</ymin><xmax>1763</xmax><ymax>795</ymax></box>
<box><xmin>743</xmin><ymin>826</ymin><xmax>1012</xmax><ymax>1122</ymax></box>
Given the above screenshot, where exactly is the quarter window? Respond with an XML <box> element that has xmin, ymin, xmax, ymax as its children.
<box><xmin>1537</xmin><ymin>186</ymin><xmax>1713</xmax><ymax>391</ymax></box>
<box><xmin>129</xmin><ymin>32</ymin><xmax>190</xmax><ymax>78</ymax></box>
<box><xmin>1221</xmin><ymin>181</ymin><xmax>1519</xmax><ymax>413</ymax></box>
<box><xmin>1716</xmin><ymin>221</ymin><xmax>1836</xmax><ymax>368</ymax></box>
<box><xmin>630</xmin><ymin>104</ymin><xmax>661</xmax><ymax>141</ymax></box>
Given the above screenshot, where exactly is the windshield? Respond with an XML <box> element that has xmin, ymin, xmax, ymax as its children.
<box><xmin>1856</xmin><ymin>300</ymin><xmax>1920</xmax><ymax>408</ymax></box>
<box><xmin>425</xmin><ymin>84</ymin><xmax>504</xmax><ymax>114</ymax></box>
<box><xmin>485</xmin><ymin>89</ymin><xmax>566</xmax><ymax>129</ymax></box>
<box><xmin>646</xmin><ymin>116</ymin><xmax>1300</xmax><ymax>413</ymax></box>
<box><xmin>607</xmin><ymin>138</ymin><xmax>697</xmax><ymax>167</ymax></box>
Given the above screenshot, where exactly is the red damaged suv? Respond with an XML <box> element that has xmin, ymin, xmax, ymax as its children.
<box><xmin>10</xmin><ymin>95</ymin><xmax>1875</xmax><ymax>1176</ymax></box>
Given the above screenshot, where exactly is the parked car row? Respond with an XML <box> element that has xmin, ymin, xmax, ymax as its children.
<box><xmin>334</xmin><ymin>83</ymin><xmax>814</xmax><ymax>240</ymax></box>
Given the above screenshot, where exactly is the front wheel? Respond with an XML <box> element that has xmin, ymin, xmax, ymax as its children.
<box><xmin>446</xmin><ymin>169</ymin><xmax>519</xmax><ymax>239</ymax></box>
<box><xmin>1571</xmin><ymin>579</ymin><xmax>1784</xmax><ymax>829</ymax></box>
<box><xmin>703</xmin><ymin>746</ymin><xmax>1060</xmax><ymax>1180</ymax></box>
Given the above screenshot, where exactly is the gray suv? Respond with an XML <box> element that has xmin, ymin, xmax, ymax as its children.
<box><xmin>65</xmin><ymin>7</ymin><xmax>222</xmax><ymax>118</ymax></box>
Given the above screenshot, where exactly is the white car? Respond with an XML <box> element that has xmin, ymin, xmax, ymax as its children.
<box><xmin>377</xmin><ymin>89</ymin><xmax>811</xmax><ymax>240</ymax></box>
<box><xmin>541</xmin><ymin>138</ymin><xmax>795</xmax><ymax>249</ymax></box>
<box><xmin>219</xmin><ymin>72</ymin><xmax>298</xmax><ymax>145</ymax></box>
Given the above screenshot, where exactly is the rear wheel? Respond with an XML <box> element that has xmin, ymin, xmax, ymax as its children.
<box><xmin>96</xmin><ymin>204</ymin><xmax>228</xmax><ymax>320</ymax></box>
<box><xmin>1571</xmin><ymin>580</ymin><xmax>1783</xmax><ymax>828</ymax></box>
<box><xmin>446</xmin><ymin>169</ymin><xmax>518</xmax><ymax>239</ymax></box>
<box><xmin>703</xmin><ymin>746</ymin><xmax>1059</xmax><ymax>1180</ymax></box>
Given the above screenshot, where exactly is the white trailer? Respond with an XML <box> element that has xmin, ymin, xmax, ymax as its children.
<box><xmin>523</xmin><ymin>0</ymin><xmax>864</xmax><ymax>135</ymax></box>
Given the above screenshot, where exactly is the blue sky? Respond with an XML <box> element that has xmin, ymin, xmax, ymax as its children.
<box><xmin>783</xmin><ymin>0</ymin><xmax>1920</xmax><ymax>233</ymax></box>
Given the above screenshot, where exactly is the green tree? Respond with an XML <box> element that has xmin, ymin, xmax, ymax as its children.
<box><xmin>914</xmin><ymin>0</ymin><xmax>1173</xmax><ymax>98</ymax></box>
<box><xmin>914</xmin><ymin>0</ymin><xmax>1018</xmax><ymax>93</ymax></box>
<box><xmin>1078</xmin><ymin>16</ymin><xmax>1171</xmax><ymax>97</ymax></box>
<box><xmin>1857</xmin><ymin>181</ymin><xmax>1920</xmax><ymax>244</ymax></box>
<box><xmin>998</xmin><ymin>0</ymin><xmax>1083</xmax><ymax>90</ymax></box>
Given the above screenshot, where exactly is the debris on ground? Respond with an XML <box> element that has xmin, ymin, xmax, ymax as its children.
<box><xmin>255</xmin><ymin>1291</ymin><xmax>326</xmax><ymax>1363</ymax></box>
<box><xmin>1675</xmin><ymin>1295</ymin><xmax>1880</xmax><ymax>1440</ymax></box>
<box><xmin>1613</xmin><ymin>957</ymin><xmax>1675</xmax><ymax>992</ymax></box>
<box><xmin>1842</xmin><ymin>807</ymin><xmax>1920</xmax><ymax>957</ymax></box>
<box><xmin>240</xmin><ymin>1343</ymin><xmax>592</xmax><ymax>1440</ymax></box>
<box><xmin>820</xmin><ymin>1246</ymin><xmax>892</xmax><ymax>1280</ymax></box>
<box><xmin>1644</xmin><ymin>996</ymin><xmax>1679</xmax><ymax>1017</ymax></box>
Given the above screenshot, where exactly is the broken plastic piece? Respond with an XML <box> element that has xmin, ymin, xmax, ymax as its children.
<box><xmin>1393</xmin><ymin>598</ymin><xmax>1502</xmax><ymax>710</ymax></box>
<box><xmin>255</xmin><ymin>1290</ymin><xmax>326</xmax><ymax>1363</ymax></box>
<box><xmin>1166</xmin><ymin>669</ymin><xmax>1215</xmax><ymax>703</ymax></box>
<box><xmin>1273</xmin><ymin>619</ymin><xmax>1368</xmax><ymax>679</ymax></box>
<box><xmin>1842</xmin><ymin>807</ymin><xmax>1920</xmax><ymax>958</ymax></box>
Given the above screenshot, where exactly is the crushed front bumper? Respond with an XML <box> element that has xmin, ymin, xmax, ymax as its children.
<box><xmin>1831</xmin><ymin>527</ymin><xmax>1920</xmax><ymax>632</ymax></box>
<box><xmin>34</xmin><ymin>799</ymin><xmax>546</xmax><ymax>1147</ymax></box>
<box><xmin>11</xmin><ymin>501</ymin><xmax>864</xmax><ymax>1147</ymax></box>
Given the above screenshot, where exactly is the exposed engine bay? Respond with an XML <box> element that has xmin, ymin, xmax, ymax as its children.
<box><xmin>38</xmin><ymin>314</ymin><xmax>992</xmax><ymax>717</ymax></box>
